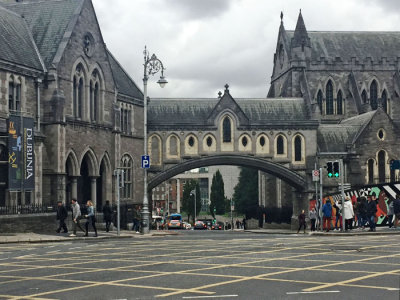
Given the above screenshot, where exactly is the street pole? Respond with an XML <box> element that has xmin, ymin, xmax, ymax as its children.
<box><xmin>114</xmin><ymin>169</ymin><xmax>121</xmax><ymax>236</ymax></box>
<box><xmin>140</xmin><ymin>46</ymin><xmax>167</xmax><ymax>234</ymax></box>
<box><xmin>319</xmin><ymin>167</ymin><xmax>323</xmax><ymax>232</ymax></box>
<box><xmin>191</xmin><ymin>189</ymin><xmax>196</xmax><ymax>224</ymax></box>
<box><xmin>231</xmin><ymin>198</ymin><xmax>233</xmax><ymax>231</ymax></box>
<box><xmin>340</xmin><ymin>159</ymin><xmax>345</xmax><ymax>232</ymax></box>
<box><xmin>167</xmin><ymin>181</ymin><xmax>170</xmax><ymax>216</ymax></box>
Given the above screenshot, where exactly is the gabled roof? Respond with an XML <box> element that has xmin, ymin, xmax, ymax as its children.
<box><xmin>286</xmin><ymin>30</ymin><xmax>400</xmax><ymax>62</ymax></box>
<box><xmin>317</xmin><ymin>111</ymin><xmax>376</xmax><ymax>152</ymax></box>
<box><xmin>148</xmin><ymin>98</ymin><xmax>310</xmax><ymax>128</ymax></box>
<box><xmin>1</xmin><ymin>0</ymin><xmax>84</xmax><ymax>67</ymax></box>
<box><xmin>0</xmin><ymin>5</ymin><xmax>44</xmax><ymax>71</ymax></box>
<box><xmin>107</xmin><ymin>50</ymin><xmax>143</xmax><ymax>101</ymax></box>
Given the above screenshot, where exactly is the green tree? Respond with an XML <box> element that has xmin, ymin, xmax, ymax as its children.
<box><xmin>210</xmin><ymin>170</ymin><xmax>225</xmax><ymax>217</ymax></box>
<box><xmin>182</xmin><ymin>179</ymin><xmax>201</xmax><ymax>223</ymax></box>
<box><xmin>232</xmin><ymin>167</ymin><xmax>258</xmax><ymax>218</ymax></box>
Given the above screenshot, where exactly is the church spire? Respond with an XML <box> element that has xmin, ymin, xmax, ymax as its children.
<box><xmin>292</xmin><ymin>9</ymin><xmax>311</xmax><ymax>48</ymax></box>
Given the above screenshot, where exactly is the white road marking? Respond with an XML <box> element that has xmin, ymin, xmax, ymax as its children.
<box><xmin>182</xmin><ymin>296</ymin><xmax>238</xmax><ymax>299</ymax></box>
<box><xmin>387</xmin><ymin>288</ymin><xmax>400</xmax><ymax>291</ymax></box>
<box><xmin>287</xmin><ymin>290</ymin><xmax>340</xmax><ymax>295</ymax></box>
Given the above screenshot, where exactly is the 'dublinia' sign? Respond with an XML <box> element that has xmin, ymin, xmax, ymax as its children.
<box><xmin>8</xmin><ymin>116</ymin><xmax>35</xmax><ymax>190</ymax></box>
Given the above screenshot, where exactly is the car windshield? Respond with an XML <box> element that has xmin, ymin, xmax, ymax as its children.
<box><xmin>170</xmin><ymin>216</ymin><xmax>181</xmax><ymax>221</ymax></box>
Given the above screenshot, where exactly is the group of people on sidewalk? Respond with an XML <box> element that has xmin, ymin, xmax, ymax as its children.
<box><xmin>297</xmin><ymin>194</ymin><xmax>400</xmax><ymax>233</ymax></box>
<box><xmin>56</xmin><ymin>199</ymin><xmax>113</xmax><ymax>237</ymax></box>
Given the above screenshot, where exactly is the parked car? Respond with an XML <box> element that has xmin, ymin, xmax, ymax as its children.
<box><xmin>194</xmin><ymin>221</ymin><xmax>207</xmax><ymax>230</ymax></box>
<box><xmin>182</xmin><ymin>222</ymin><xmax>191</xmax><ymax>230</ymax></box>
<box><xmin>202</xmin><ymin>219</ymin><xmax>213</xmax><ymax>229</ymax></box>
<box><xmin>166</xmin><ymin>214</ymin><xmax>184</xmax><ymax>229</ymax></box>
<box><xmin>211</xmin><ymin>221</ymin><xmax>224</xmax><ymax>230</ymax></box>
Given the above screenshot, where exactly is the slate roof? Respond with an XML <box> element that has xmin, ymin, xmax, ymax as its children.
<box><xmin>0</xmin><ymin>5</ymin><xmax>44</xmax><ymax>71</ymax></box>
<box><xmin>1</xmin><ymin>0</ymin><xmax>83</xmax><ymax>67</ymax></box>
<box><xmin>107</xmin><ymin>50</ymin><xmax>143</xmax><ymax>100</ymax></box>
<box><xmin>286</xmin><ymin>31</ymin><xmax>400</xmax><ymax>61</ymax></box>
<box><xmin>148</xmin><ymin>98</ymin><xmax>309</xmax><ymax>126</ymax></box>
<box><xmin>317</xmin><ymin>111</ymin><xmax>376</xmax><ymax>152</ymax></box>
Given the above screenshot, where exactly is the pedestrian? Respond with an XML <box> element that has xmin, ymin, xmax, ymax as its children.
<box><xmin>297</xmin><ymin>209</ymin><xmax>306</xmax><ymax>234</ymax></box>
<box><xmin>333</xmin><ymin>200</ymin><xmax>342</xmax><ymax>231</ymax></box>
<box><xmin>322</xmin><ymin>200</ymin><xmax>332</xmax><ymax>232</ymax></box>
<box><xmin>343</xmin><ymin>196</ymin><xmax>354</xmax><ymax>231</ymax></box>
<box><xmin>236</xmin><ymin>219</ymin><xmax>240</xmax><ymax>229</ymax></box>
<box><xmin>132</xmin><ymin>206</ymin><xmax>141</xmax><ymax>233</ymax></box>
<box><xmin>309</xmin><ymin>207</ymin><xmax>317</xmax><ymax>232</ymax></box>
<box><xmin>84</xmin><ymin>200</ymin><xmax>98</xmax><ymax>237</ymax></box>
<box><xmin>102</xmin><ymin>200</ymin><xmax>112</xmax><ymax>232</ymax></box>
<box><xmin>366</xmin><ymin>196</ymin><xmax>377</xmax><ymax>232</ymax></box>
<box><xmin>56</xmin><ymin>200</ymin><xmax>68</xmax><ymax>234</ymax></box>
<box><xmin>386</xmin><ymin>198</ymin><xmax>394</xmax><ymax>228</ymax></box>
<box><xmin>393</xmin><ymin>195</ymin><xmax>400</xmax><ymax>229</ymax></box>
<box><xmin>358</xmin><ymin>197</ymin><xmax>367</xmax><ymax>229</ymax></box>
<box><xmin>70</xmin><ymin>198</ymin><xmax>84</xmax><ymax>237</ymax></box>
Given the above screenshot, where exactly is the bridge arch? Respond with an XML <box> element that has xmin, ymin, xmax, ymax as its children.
<box><xmin>148</xmin><ymin>154</ymin><xmax>306</xmax><ymax>192</ymax></box>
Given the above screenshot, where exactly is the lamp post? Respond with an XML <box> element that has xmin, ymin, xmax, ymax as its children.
<box><xmin>190</xmin><ymin>189</ymin><xmax>196</xmax><ymax>224</ymax></box>
<box><xmin>141</xmin><ymin>46</ymin><xmax>167</xmax><ymax>234</ymax></box>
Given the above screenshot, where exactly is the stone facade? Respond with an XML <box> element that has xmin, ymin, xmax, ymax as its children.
<box><xmin>0</xmin><ymin>0</ymin><xmax>144</xmax><ymax>210</ymax></box>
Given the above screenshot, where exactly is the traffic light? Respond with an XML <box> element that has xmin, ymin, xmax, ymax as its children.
<box><xmin>327</xmin><ymin>161</ymin><xmax>333</xmax><ymax>178</ymax></box>
<box><xmin>333</xmin><ymin>161</ymin><xmax>340</xmax><ymax>178</ymax></box>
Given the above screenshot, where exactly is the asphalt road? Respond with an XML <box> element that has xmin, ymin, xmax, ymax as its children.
<box><xmin>0</xmin><ymin>231</ymin><xmax>399</xmax><ymax>300</ymax></box>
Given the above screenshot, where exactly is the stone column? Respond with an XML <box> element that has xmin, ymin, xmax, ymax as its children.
<box><xmin>176</xmin><ymin>178</ymin><xmax>181</xmax><ymax>213</ymax></box>
<box><xmin>71</xmin><ymin>177</ymin><xmax>78</xmax><ymax>200</ymax></box>
<box><xmin>91</xmin><ymin>177</ymin><xmax>97</xmax><ymax>209</ymax></box>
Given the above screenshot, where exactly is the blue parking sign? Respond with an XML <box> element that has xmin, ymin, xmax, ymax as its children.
<box><xmin>141</xmin><ymin>155</ymin><xmax>150</xmax><ymax>169</ymax></box>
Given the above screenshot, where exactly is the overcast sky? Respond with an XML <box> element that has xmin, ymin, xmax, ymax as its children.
<box><xmin>92</xmin><ymin>0</ymin><xmax>400</xmax><ymax>98</ymax></box>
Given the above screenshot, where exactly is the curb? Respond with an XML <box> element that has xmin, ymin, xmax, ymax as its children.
<box><xmin>244</xmin><ymin>230</ymin><xmax>294</xmax><ymax>235</ymax></box>
<box><xmin>244</xmin><ymin>229</ymin><xmax>400</xmax><ymax>236</ymax></box>
<box><xmin>0</xmin><ymin>235</ymin><xmax>134</xmax><ymax>244</ymax></box>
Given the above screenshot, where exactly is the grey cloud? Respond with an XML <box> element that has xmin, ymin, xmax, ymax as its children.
<box><xmin>165</xmin><ymin>0</ymin><xmax>237</xmax><ymax>20</ymax></box>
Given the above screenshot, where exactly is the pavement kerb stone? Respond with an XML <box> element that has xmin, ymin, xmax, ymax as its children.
<box><xmin>245</xmin><ymin>229</ymin><xmax>400</xmax><ymax>236</ymax></box>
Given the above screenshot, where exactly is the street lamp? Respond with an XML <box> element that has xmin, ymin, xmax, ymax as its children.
<box><xmin>190</xmin><ymin>189</ymin><xmax>196</xmax><ymax>224</ymax></box>
<box><xmin>141</xmin><ymin>46</ymin><xmax>167</xmax><ymax>234</ymax></box>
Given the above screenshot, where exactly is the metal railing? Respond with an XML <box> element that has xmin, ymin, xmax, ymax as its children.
<box><xmin>0</xmin><ymin>204</ymin><xmax>57</xmax><ymax>215</ymax></box>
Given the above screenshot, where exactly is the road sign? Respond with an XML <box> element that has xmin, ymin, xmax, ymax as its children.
<box><xmin>141</xmin><ymin>155</ymin><xmax>150</xmax><ymax>169</ymax></box>
<box><xmin>312</xmin><ymin>169</ymin><xmax>320</xmax><ymax>181</ymax></box>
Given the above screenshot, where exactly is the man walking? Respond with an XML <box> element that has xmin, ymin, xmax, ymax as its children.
<box><xmin>70</xmin><ymin>198</ymin><xmax>84</xmax><ymax>237</ymax></box>
<box><xmin>366</xmin><ymin>196</ymin><xmax>377</xmax><ymax>232</ymax></box>
<box><xmin>103</xmin><ymin>200</ymin><xmax>113</xmax><ymax>232</ymax></box>
<box><xmin>56</xmin><ymin>200</ymin><xmax>68</xmax><ymax>233</ymax></box>
<box><xmin>322</xmin><ymin>200</ymin><xmax>332</xmax><ymax>232</ymax></box>
<box><xmin>309</xmin><ymin>207</ymin><xmax>317</xmax><ymax>232</ymax></box>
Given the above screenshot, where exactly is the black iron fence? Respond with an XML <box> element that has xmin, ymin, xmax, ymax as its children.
<box><xmin>0</xmin><ymin>204</ymin><xmax>57</xmax><ymax>215</ymax></box>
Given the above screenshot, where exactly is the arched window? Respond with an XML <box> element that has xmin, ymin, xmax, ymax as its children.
<box><xmin>294</xmin><ymin>136</ymin><xmax>302</xmax><ymax>161</ymax></box>
<box><xmin>326</xmin><ymin>81</ymin><xmax>334</xmax><ymax>115</ymax></box>
<box><xmin>169</xmin><ymin>135</ymin><xmax>178</xmax><ymax>156</ymax></box>
<box><xmin>150</xmin><ymin>135</ymin><xmax>161</xmax><ymax>165</ymax></box>
<box><xmin>90</xmin><ymin>70</ymin><xmax>100</xmax><ymax>122</ymax></box>
<box><xmin>120</xmin><ymin>155</ymin><xmax>133</xmax><ymax>199</ymax></box>
<box><xmin>370</xmin><ymin>80</ymin><xmax>378</xmax><ymax>110</ymax></box>
<box><xmin>390</xmin><ymin>160</ymin><xmax>396</xmax><ymax>182</ymax></box>
<box><xmin>277</xmin><ymin>135</ymin><xmax>284</xmax><ymax>155</ymax></box>
<box><xmin>378</xmin><ymin>150</ymin><xmax>386</xmax><ymax>183</ymax></box>
<box><xmin>361</xmin><ymin>90</ymin><xmax>367</xmax><ymax>104</ymax></box>
<box><xmin>337</xmin><ymin>90</ymin><xmax>343</xmax><ymax>115</ymax></box>
<box><xmin>382</xmin><ymin>90</ymin><xmax>388</xmax><ymax>113</ymax></box>
<box><xmin>73</xmin><ymin>65</ymin><xmax>85</xmax><ymax>119</ymax></box>
<box><xmin>368</xmin><ymin>159</ymin><xmax>374</xmax><ymax>184</ymax></box>
<box><xmin>223</xmin><ymin>117</ymin><xmax>231</xmax><ymax>143</ymax></box>
<box><xmin>8</xmin><ymin>76</ymin><xmax>21</xmax><ymax>111</ymax></box>
<box><xmin>317</xmin><ymin>90</ymin><xmax>323</xmax><ymax>114</ymax></box>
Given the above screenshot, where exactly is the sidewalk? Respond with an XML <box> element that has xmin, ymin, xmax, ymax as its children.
<box><xmin>0</xmin><ymin>230</ymin><xmax>180</xmax><ymax>244</ymax></box>
<box><xmin>245</xmin><ymin>227</ymin><xmax>400</xmax><ymax>236</ymax></box>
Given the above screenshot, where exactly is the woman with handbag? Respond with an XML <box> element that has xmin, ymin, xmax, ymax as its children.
<box><xmin>85</xmin><ymin>200</ymin><xmax>98</xmax><ymax>237</ymax></box>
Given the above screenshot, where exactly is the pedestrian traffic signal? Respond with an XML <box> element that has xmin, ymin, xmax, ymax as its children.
<box><xmin>327</xmin><ymin>161</ymin><xmax>333</xmax><ymax>177</ymax></box>
<box><xmin>333</xmin><ymin>161</ymin><xmax>340</xmax><ymax>178</ymax></box>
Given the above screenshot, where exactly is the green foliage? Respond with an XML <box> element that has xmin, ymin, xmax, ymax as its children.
<box><xmin>232</xmin><ymin>167</ymin><xmax>259</xmax><ymax>218</ymax></box>
<box><xmin>210</xmin><ymin>170</ymin><xmax>225</xmax><ymax>217</ymax></box>
<box><xmin>181</xmin><ymin>179</ymin><xmax>201</xmax><ymax>223</ymax></box>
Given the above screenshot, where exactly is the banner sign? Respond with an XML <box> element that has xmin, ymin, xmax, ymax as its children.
<box><xmin>8</xmin><ymin>116</ymin><xmax>22</xmax><ymax>190</ymax></box>
<box><xmin>7</xmin><ymin>116</ymin><xmax>35</xmax><ymax>190</ymax></box>
<box><xmin>23</xmin><ymin>117</ymin><xmax>35</xmax><ymax>190</ymax></box>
